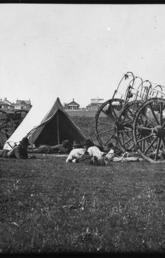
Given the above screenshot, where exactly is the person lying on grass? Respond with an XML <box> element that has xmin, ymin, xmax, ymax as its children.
<box><xmin>65</xmin><ymin>139</ymin><xmax>94</xmax><ymax>163</ymax></box>
<box><xmin>66</xmin><ymin>147</ymin><xmax>87</xmax><ymax>163</ymax></box>
<box><xmin>48</xmin><ymin>139</ymin><xmax>72</xmax><ymax>154</ymax></box>
<box><xmin>29</xmin><ymin>139</ymin><xmax>72</xmax><ymax>154</ymax></box>
<box><xmin>104</xmin><ymin>142</ymin><xmax>141</xmax><ymax>163</ymax></box>
<box><xmin>83</xmin><ymin>139</ymin><xmax>106</xmax><ymax>166</ymax></box>
<box><xmin>66</xmin><ymin>139</ymin><xmax>107</xmax><ymax>165</ymax></box>
<box><xmin>0</xmin><ymin>137</ymin><xmax>29</xmax><ymax>159</ymax></box>
<box><xmin>86</xmin><ymin>141</ymin><xmax>141</xmax><ymax>164</ymax></box>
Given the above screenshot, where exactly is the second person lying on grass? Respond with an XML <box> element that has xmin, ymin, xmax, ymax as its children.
<box><xmin>66</xmin><ymin>139</ymin><xmax>106</xmax><ymax>165</ymax></box>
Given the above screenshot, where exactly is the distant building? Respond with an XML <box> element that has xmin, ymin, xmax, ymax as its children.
<box><xmin>0</xmin><ymin>98</ymin><xmax>32</xmax><ymax>112</ymax></box>
<box><xmin>14</xmin><ymin>99</ymin><xmax>32</xmax><ymax>111</ymax></box>
<box><xmin>86</xmin><ymin>97</ymin><xmax>104</xmax><ymax>111</ymax></box>
<box><xmin>0</xmin><ymin>98</ymin><xmax>14</xmax><ymax>110</ymax></box>
<box><xmin>64</xmin><ymin>98</ymin><xmax>80</xmax><ymax>110</ymax></box>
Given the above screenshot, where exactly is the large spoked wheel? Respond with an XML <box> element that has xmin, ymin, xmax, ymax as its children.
<box><xmin>0</xmin><ymin>110</ymin><xmax>15</xmax><ymax>148</ymax></box>
<box><xmin>95</xmin><ymin>98</ymin><xmax>124</xmax><ymax>148</ymax></box>
<box><xmin>116</xmin><ymin>101</ymin><xmax>142</xmax><ymax>152</ymax></box>
<box><xmin>133</xmin><ymin>98</ymin><xmax>165</xmax><ymax>163</ymax></box>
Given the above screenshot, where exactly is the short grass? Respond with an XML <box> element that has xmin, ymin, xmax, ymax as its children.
<box><xmin>1</xmin><ymin>156</ymin><xmax>165</xmax><ymax>253</ymax></box>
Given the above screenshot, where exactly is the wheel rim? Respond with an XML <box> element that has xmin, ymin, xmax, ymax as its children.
<box><xmin>95</xmin><ymin>98</ymin><xmax>124</xmax><ymax>148</ymax></box>
<box><xmin>133</xmin><ymin>98</ymin><xmax>165</xmax><ymax>163</ymax></box>
<box><xmin>117</xmin><ymin>101</ymin><xmax>142</xmax><ymax>152</ymax></box>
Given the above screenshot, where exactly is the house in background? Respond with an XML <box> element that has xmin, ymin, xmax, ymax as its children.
<box><xmin>14</xmin><ymin>99</ymin><xmax>32</xmax><ymax>111</ymax></box>
<box><xmin>0</xmin><ymin>98</ymin><xmax>32</xmax><ymax>112</ymax></box>
<box><xmin>86</xmin><ymin>97</ymin><xmax>104</xmax><ymax>111</ymax></box>
<box><xmin>64</xmin><ymin>98</ymin><xmax>80</xmax><ymax>110</ymax></box>
<box><xmin>0</xmin><ymin>98</ymin><xmax>14</xmax><ymax>110</ymax></box>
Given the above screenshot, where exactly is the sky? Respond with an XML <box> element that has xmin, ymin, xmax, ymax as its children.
<box><xmin>1</xmin><ymin>4</ymin><xmax>165</xmax><ymax>108</ymax></box>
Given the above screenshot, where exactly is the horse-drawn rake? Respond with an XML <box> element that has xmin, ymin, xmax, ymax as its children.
<box><xmin>95</xmin><ymin>71</ymin><xmax>165</xmax><ymax>163</ymax></box>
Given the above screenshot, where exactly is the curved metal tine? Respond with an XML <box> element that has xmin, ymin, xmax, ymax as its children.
<box><xmin>149</xmin><ymin>103</ymin><xmax>160</xmax><ymax>125</ymax></box>
<box><xmin>155</xmin><ymin>137</ymin><xmax>162</xmax><ymax>160</ymax></box>
<box><xmin>144</xmin><ymin>136</ymin><xmax>158</xmax><ymax>155</ymax></box>
<box><xmin>134</xmin><ymin>76</ymin><xmax>143</xmax><ymax>85</ymax></box>
<box><xmin>153</xmin><ymin>84</ymin><xmax>163</xmax><ymax>91</ymax></box>
<box><xmin>160</xmin><ymin>102</ymin><xmax>163</xmax><ymax>125</ymax></box>
<box><xmin>135</xmin><ymin>79</ymin><xmax>144</xmax><ymax>98</ymax></box>
<box><xmin>142</xmin><ymin>80</ymin><xmax>152</xmax><ymax>90</ymax></box>
<box><xmin>114</xmin><ymin>72</ymin><xmax>135</xmax><ymax>99</ymax></box>
<box><xmin>142</xmin><ymin>80</ymin><xmax>152</xmax><ymax>100</ymax></box>
<box><xmin>134</xmin><ymin>77</ymin><xmax>144</xmax><ymax>100</ymax></box>
<box><xmin>113</xmin><ymin>74</ymin><xmax>128</xmax><ymax>98</ymax></box>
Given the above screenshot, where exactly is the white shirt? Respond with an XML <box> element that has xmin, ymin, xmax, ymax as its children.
<box><xmin>66</xmin><ymin>148</ymin><xmax>86</xmax><ymax>163</ymax></box>
<box><xmin>87</xmin><ymin>146</ymin><xmax>104</xmax><ymax>160</ymax></box>
<box><xmin>105</xmin><ymin>149</ymin><xmax>115</xmax><ymax>160</ymax></box>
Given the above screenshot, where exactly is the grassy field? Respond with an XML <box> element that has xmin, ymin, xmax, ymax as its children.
<box><xmin>1</xmin><ymin>155</ymin><xmax>165</xmax><ymax>253</ymax></box>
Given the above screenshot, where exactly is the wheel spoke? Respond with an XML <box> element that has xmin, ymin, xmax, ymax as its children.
<box><xmin>122</xmin><ymin>119</ymin><xmax>133</xmax><ymax>126</ymax></box>
<box><xmin>144</xmin><ymin>136</ymin><xmax>157</xmax><ymax>154</ymax></box>
<box><xmin>127</xmin><ymin>109</ymin><xmax>134</xmax><ymax>118</ymax></box>
<box><xmin>162</xmin><ymin>137</ymin><xmax>165</xmax><ymax>149</ymax></box>
<box><xmin>155</xmin><ymin>138</ymin><xmax>161</xmax><ymax>160</ymax></box>
<box><xmin>149</xmin><ymin>103</ymin><xmax>160</xmax><ymax>125</ymax></box>
<box><xmin>98</xmin><ymin>121</ymin><xmax>113</xmax><ymax>126</ymax></box>
<box><xmin>121</xmin><ymin>131</ymin><xmax>125</xmax><ymax>144</ymax></box>
<box><xmin>124</xmin><ymin>130</ymin><xmax>132</xmax><ymax>139</ymax></box>
<box><xmin>105</xmin><ymin>135</ymin><xmax>114</xmax><ymax>146</ymax></box>
<box><xmin>97</xmin><ymin>130</ymin><xmax>113</xmax><ymax>135</ymax></box>
<box><xmin>126</xmin><ymin>141</ymin><xmax>135</xmax><ymax>151</ymax></box>
<box><xmin>121</xmin><ymin>128</ymin><xmax>132</xmax><ymax>132</ymax></box>
<box><xmin>137</xmin><ymin>126</ymin><xmax>153</xmax><ymax>131</ymax></box>
<box><xmin>124</xmin><ymin>137</ymin><xmax>133</xmax><ymax>146</ymax></box>
<box><xmin>137</xmin><ymin>134</ymin><xmax>153</xmax><ymax>143</ymax></box>
<box><xmin>97</xmin><ymin>129</ymin><xmax>114</xmax><ymax>136</ymax></box>
<box><xmin>101</xmin><ymin>109</ymin><xmax>108</xmax><ymax>116</ymax></box>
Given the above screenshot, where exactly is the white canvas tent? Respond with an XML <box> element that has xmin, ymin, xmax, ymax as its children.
<box><xmin>3</xmin><ymin>97</ymin><xmax>86</xmax><ymax>150</ymax></box>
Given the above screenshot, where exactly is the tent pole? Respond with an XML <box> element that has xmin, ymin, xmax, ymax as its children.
<box><xmin>57</xmin><ymin>111</ymin><xmax>60</xmax><ymax>144</ymax></box>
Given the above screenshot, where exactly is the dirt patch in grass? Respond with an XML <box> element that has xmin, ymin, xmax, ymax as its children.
<box><xmin>0</xmin><ymin>158</ymin><xmax>165</xmax><ymax>253</ymax></box>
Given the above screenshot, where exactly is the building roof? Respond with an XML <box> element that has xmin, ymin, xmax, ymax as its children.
<box><xmin>0</xmin><ymin>99</ymin><xmax>13</xmax><ymax>106</ymax></box>
<box><xmin>0</xmin><ymin>98</ymin><xmax>13</xmax><ymax>106</ymax></box>
<box><xmin>16</xmin><ymin>99</ymin><xmax>31</xmax><ymax>105</ymax></box>
<box><xmin>90</xmin><ymin>97</ymin><xmax>104</xmax><ymax>104</ymax></box>
<box><xmin>66</xmin><ymin>98</ymin><xmax>80</xmax><ymax>107</ymax></box>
